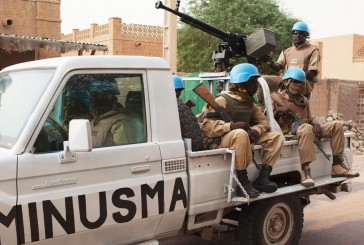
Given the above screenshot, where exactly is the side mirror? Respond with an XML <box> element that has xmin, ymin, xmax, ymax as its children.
<box><xmin>68</xmin><ymin>119</ymin><xmax>92</xmax><ymax>152</ymax></box>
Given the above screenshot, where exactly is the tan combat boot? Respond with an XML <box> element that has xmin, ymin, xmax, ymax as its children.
<box><xmin>332</xmin><ymin>155</ymin><xmax>359</xmax><ymax>178</ymax></box>
<box><xmin>300</xmin><ymin>163</ymin><xmax>315</xmax><ymax>187</ymax></box>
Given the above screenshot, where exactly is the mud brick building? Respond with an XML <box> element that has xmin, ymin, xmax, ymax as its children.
<box><xmin>61</xmin><ymin>17</ymin><xmax>163</xmax><ymax>58</ymax></box>
<box><xmin>0</xmin><ymin>0</ymin><xmax>107</xmax><ymax>70</ymax></box>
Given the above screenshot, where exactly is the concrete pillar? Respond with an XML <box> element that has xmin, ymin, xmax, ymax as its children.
<box><xmin>163</xmin><ymin>0</ymin><xmax>177</xmax><ymax>73</ymax></box>
<box><xmin>90</xmin><ymin>23</ymin><xmax>97</xmax><ymax>38</ymax></box>
<box><xmin>72</xmin><ymin>29</ymin><xmax>79</xmax><ymax>42</ymax></box>
<box><xmin>109</xmin><ymin>17</ymin><xmax>122</xmax><ymax>55</ymax></box>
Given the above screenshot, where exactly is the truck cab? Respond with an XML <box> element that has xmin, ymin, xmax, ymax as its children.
<box><xmin>0</xmin><ymin>56</ymin><xmax>188</xmax><ymax>244</ymax></box>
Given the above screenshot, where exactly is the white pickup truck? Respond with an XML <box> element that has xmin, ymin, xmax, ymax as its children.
<box><xmin>0</xmin><ymin>56</ymin><xmax>353</xmax><ymax>245</ymax></box>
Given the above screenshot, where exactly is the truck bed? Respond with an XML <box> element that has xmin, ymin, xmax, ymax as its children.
<box><xmin>183</xmin><ymin>132</ymin><xmax>353</xmax><ymax>229</ymax></box>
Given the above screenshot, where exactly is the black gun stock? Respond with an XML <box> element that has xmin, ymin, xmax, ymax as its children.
<box><xmin>288</xmin><ymin>112</ymin><xmax>331</xmax><ymax>161</ymax></box>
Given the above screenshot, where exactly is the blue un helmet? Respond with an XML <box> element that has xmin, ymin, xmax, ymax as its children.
<box><xmin>66</xmin><ymin>89</ymin><xmax>91</xmax><ymax>107</ymax></box>
<box><xmin>64</xmin><ymin>88</ymin><xmax>93</xmax><ymax>121</ymax></box>
<box><xmin>229</xmin><ymin>63</ymin><xmax>261</xmax><ymax>84</ymax></box>
<box><xmin>88</xmin><ymin>76</ymin><xmax>120</xmax><ymax>95</ymax></box>
<box><xmin>292</xmin><ymin>22</ymin><xmax>309</xmax><ymax>36</ymax></box>
<box><xmin>173</xmin><ymin>75</ymin><xmax>184</xmax><ymax>90</ymax></box>
<box><xmin>282</xmin><ymin>67</ymin><xmax>306</xmax><ymax>82</ymax></box>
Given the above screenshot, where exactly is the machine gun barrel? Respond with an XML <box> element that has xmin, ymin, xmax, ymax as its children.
<box><xmin>155</xmin><ymin>1</ymin><xmax>276</xmax><ymax>71</ymax></box>
<box><xmin>155</xmin><ymin>1</ymin><xmax>233</xmax><ymax>41</ymax></box>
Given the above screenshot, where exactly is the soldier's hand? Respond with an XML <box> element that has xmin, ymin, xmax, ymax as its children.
<box><xmin>230</xmin><ymin>122</ymin><xmax>251</xmax><ymax>132</ymax></box>
<box><xmin>260</xmin><ymin>53</ymin><xmax>273</xmax><ymax>64</ymax></box>
<box><xmin>274</xmin><ymin>107</ymin><xmax>291</xmax><ymax>118</ymax></box>
<box><xmin>260</xmin><ymin>51</ymin><xmax>274</xmax><ymax>64</ymax></box>
<box><xmin>312</xmin><ymin>122</ymin><xmax>322</xmax><ymax>140</ymax></box>
<box><xmin>248</xmin><ymin>129</ymin><xmax>259</xmax><ymax>144</ymax></box>
<box><xmin>279</xmin><ymin>107</ymin><xmax>293</xmax><ymax>113</ymax></box>
<box><xmin>274</xmin><ymin>106</ymin><xmax>285</xmax><ymax>118</ymax></box>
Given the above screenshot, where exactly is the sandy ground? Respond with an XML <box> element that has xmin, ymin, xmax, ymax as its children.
<box><xmin>299</xmin><ymin>154</ymin><xmax>364</xmax><ymax>244</ymax></box>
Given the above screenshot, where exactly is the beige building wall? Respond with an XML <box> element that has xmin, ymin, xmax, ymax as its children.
<box><xmin>61</xmin><ymin>18</ymin><xmax>163</xmax><ymax>58</ymax></box>
<box><xmin>310</xmin><ymin>35</ymin><xmax>364</xmax><ymax>129</ymax></box>
<box><xmin>313</xmin><ymin>34</ymin><xmax>364</xmax><ymax>80</ymax></box>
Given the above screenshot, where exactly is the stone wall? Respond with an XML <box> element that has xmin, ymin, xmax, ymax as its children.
<box><xmin>310</xmin><ymin>79</ymin><xmax>359</xmax><ymax>125</ymax></box>
<box><xmin>356</xmin><ymin>81</ymin><xmax>364</xmax><ymax>131</ymax></box>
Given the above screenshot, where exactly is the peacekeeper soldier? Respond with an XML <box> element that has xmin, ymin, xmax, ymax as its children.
<box><xmin>173</xmin><ymin>75</ymin><xmax>204</xmax><ymax>151</ymax></box>
<box><xmin>173</xmin><ymin>74</ymin><xmax>196</xmax><ymax>108</ymax></box>
<box><xmin>271</xmin><ymin>67</ymin><xmax>359</xmax><ymax>187</ymax></box>
<box><xmin>201</xmin><ymin>63</ymin><xmax>284</xmax><ymax>198</ymax></box>
<box><xmin>173</xmin><ymin>74</ymin><xmax>184</xmax><ymax>99</ymax></box>
<box><xmin>61</xmin><ymin>89</ymin><xmax>93</xmax><ymax>132</ymax></box>
<box><xmin>89</xmin><ymin>77</ymin><xmax>140</xmax><ymax>147</ymax></box>
<box><xmin>265</xmin><ymin>22</ymin><xmax>321</xmax><ymax>99</ymax></box>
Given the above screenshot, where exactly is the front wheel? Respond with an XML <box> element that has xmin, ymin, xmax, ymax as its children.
<box><xmin>238</xmin><ymin>194</ymin><xmax>303</xmax><ymax>245</ymax></box>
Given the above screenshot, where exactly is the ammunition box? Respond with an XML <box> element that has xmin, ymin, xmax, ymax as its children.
<box><xmin>245</xmin><ymin>28</ymin><xmax>276</xmax><ymax>59</ymax></box>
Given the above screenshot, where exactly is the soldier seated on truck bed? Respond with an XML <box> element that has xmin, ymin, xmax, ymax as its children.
<box><xmin>201</xmin><ymin>63</ymin><xmax>284</xmax><ymax>198</ymax></box>
<box><xmin>272</xmin><ymin>67</ymin><xmax>359</xmax><ymax>187</ymax></box>
<box><xmin>173</xmin><ymin>75</ymin><xmax>204</xmax><ymax>152</ymax></box>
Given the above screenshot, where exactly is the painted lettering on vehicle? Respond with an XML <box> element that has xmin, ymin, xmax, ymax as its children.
<box><xmin>0</xmin><ymin>178</ymin><xmax>187</xmax><ymax>244</ymax></box>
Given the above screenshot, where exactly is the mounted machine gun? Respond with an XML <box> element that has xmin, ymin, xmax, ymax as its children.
<box><xmin>155</xmin><ymin>0</ymin><xmax>276</xmax><ymax>71</ymax></box>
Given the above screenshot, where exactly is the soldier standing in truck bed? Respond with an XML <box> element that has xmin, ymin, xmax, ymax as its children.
<box><xmin>265</xmin><ymin>22</ymin><xmax>320</xmax><ymax>99</ymax></box>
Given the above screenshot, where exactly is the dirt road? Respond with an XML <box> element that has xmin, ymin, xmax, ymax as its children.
<box><xmin>299</xmin><ymin>154</ymin><xmax>364</xmax><ymax>244</ymax></box>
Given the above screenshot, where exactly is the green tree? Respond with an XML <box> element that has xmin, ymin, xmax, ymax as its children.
<box><xmin>177</xmin><ymin>0</ymin><xmax>300</xmax><ymax>74</ymax></box>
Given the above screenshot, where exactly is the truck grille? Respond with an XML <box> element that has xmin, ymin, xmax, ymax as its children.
<box><xmin>162</xmin><ymin>158</ymin><xmax>186</xmax><ymax>173</ymax></box>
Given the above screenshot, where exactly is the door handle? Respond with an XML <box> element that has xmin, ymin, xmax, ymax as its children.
<box><xmin>131</xmin><ymin>165</ymin><xmax>151</xmax><ymax>173</ymax></box>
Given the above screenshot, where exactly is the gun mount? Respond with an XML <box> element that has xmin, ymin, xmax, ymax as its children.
<box><xmin>155</xmin><ymin>0</ymin><xmax>276</xmax><ymax>71</ymax></box>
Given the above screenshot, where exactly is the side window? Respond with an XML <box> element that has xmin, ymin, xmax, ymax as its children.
<box><xmin>89</xmin><ymin>74</ymin><xmax>147</xmax><ymax>148</ymax></box>
<box><xmin>33</xmin><ymin>73</ymin><xmax>147</xmax><ymax>153</ymax></box>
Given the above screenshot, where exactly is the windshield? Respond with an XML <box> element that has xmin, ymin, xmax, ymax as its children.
<box><xmin>0</xmin><ymin>69</ymin><xmax>54</xmax><ymax>148</ymax></box>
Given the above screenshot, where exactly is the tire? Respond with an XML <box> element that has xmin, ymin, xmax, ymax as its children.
<box><xmin>177</xmin><ymin>99</ymin><xmax>204</xmax><ymax>151</ymax></box>
<box><xmin>238</xmin><ymin>194</ymin><xmax>303</xmax><ymax>245</ymax></box>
